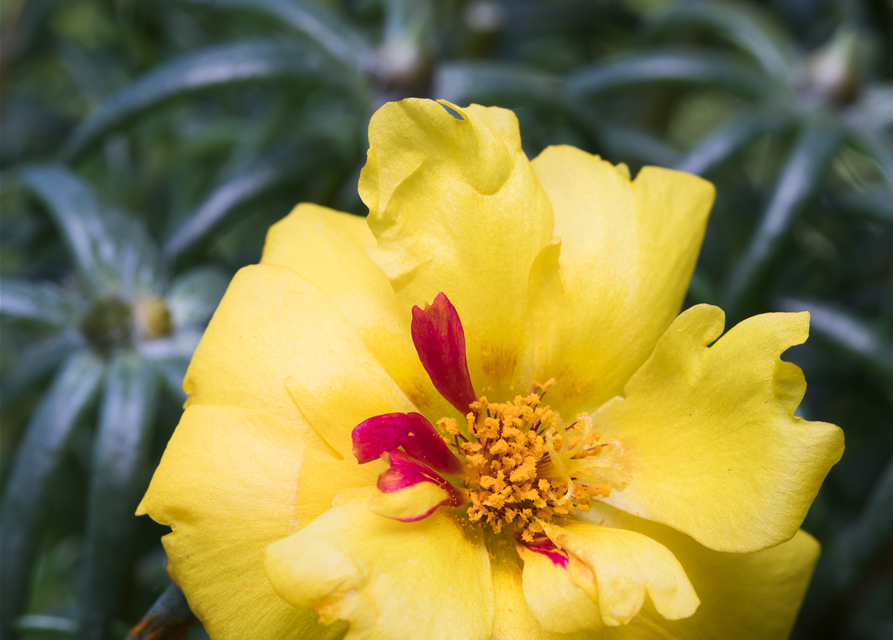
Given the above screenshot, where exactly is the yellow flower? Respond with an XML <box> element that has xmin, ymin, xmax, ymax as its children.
<box><xmin>138</xmin><ymin>99</ymin><xmax>844</xmax><ymax>640</ymax></box>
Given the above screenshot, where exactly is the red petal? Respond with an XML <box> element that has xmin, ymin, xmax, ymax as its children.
<box><xmin>522</xmin><ymin>535</ymin><xmax>569</xmax><ymax>568</ymax></box>
<box><xmin>352</xmin><ymin>412</ymin><xmax>464</xmax><ymax>476</ymax></box>
<box><xmin>377</xmin><ymin>450</ymin><xmax>466</xmax><ymax>518</ymax></box>
<box><xmin>411</xmin><ymin>292</ymin><xmax>477</xmax><ymax>415</ymax></box>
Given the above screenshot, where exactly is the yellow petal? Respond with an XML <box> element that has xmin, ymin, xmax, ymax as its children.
<box><xmin>359</xmin><ymin>99</ymin><xmax>554</xmax><ymax>398</ymax></box>
<box><xmin>185</xmin><ymin>263</ymin><xmax>417</xmax><ymax>458</ymax></box>
<box><xmin>582</xmin><ymin>501</ymin><xmax>821</xmax><ymax>640</ymax></box>
<box><xmin>597</xmin><ymin>304</ymin><xmax>845</xmax><ymax>552</ymax></box>
<box><xmin>529</xmin><ymin>146</ymin><xmax>714</xmax><ymax>412</ymax></box>
<box><xmin>264</xmin><ymin>489</ymin><xmax>494</xmax><ymax>640</ymax></box>
<box><xmin>489</xmin><ymin>544</ymin><xmax>595</xmax><ymax>640</ymax></box>
<box><xmin>368</xmin><ymin>480</ymin><xmax>450</xmax><ymax>521</ymax></box>
<box><xmin>517</xmin><ymin>545</ymin><xmax>602</xmax><ymax>634</ymax></box>
<box><xmin>261</xmin><ymin>203</ymin><xmax>452</xmax><ymax>419</ymax></box>
<box><xmin>139</xmin><ymin>405</ymin><xmax>379</xmax><ymax>640</ymax></box>
<box><xmin>541</xmin><ymin>521</ymin><xmax>700</xmax><ymax>627</ymax></box>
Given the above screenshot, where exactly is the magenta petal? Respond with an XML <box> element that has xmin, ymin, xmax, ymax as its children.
<box><xmin>411</xmin><ymin>292</ymin><xmax>478</xmax><ymax>415</ymax></box>
<box><xmin>378</xmin><ymin>450</ymin><xmax>465</xmax><ymax>507</ymax></box>
<box><xmin>352</xmin><ymin>412</ymin><xmax>464</xmax><ymax>475</ymax></box>
<box><xmin>523</xmin><ymin>535</ymin><xmax>569</xmax><ymax>569</ymax></box>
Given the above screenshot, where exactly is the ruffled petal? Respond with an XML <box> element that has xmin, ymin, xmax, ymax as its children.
<box><xmin>596</xmin><ymin>304</ymin><xmax>845</xmax><ymax>553</ymax></box>
<box><xmin>185</xmin><ymin>263</ymin><xmax>418</xmax><ymax>458</ymax></box>
<box><xmin>261</xmin><ymin>203</ymin><xmax>452</xmax><ymax>419</ymax></box>
<box><xmin>264</xmin><ymin>489</ymin><xmax>493</xmax><ymax>640</ymax></box>
<box><xmin>369</xmin><ymin>450</ymin><xmax>465</xmax><ymax>522</ymax></box>
<box><xmin>582</xmin><ymin>501</ymin><xmax>822</xmax><ymax>640</ymax></box>
<box><xmin>541</xmin><ymin>521</ymin><xmax>700</xmax><ymax>627</ymax></box>
<box><xmin>138</xmin><ymin>405</ymin><xmax>379</xmax><ymax>640</ymax></box>
<box><xmin>359</xmin><ymin>99</ymin><xmax>553</xmax><ymax>399</ymax></box>
<box><xmin>411</xmin><ymin>292</ymin><xmax>478</xmax><ymax>415</ymax></box>
<box><xmin>529</xmin><ymin>147</ymin><xmax>714</xmax><ymax>413</ymax></box>
<box><xmin>352</xmin><ymin>412</ymin><xmax>463</xmax><ymax>475</ymax></box>
<box><xmin>517</xmin><ymin>544</ymin><xmax>602</xmax><ymax>634</ymax></box>
<box><xmin>488</xmin><ymin>546</ymin><xmax>594</xmax><ymax>640</ymax></box>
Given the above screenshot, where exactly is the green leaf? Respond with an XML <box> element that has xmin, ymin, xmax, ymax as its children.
<box><xmin>835</xmin><ymin>457</ymin><xmax>893</xmax><ymax>587</ymax></box>
<box><xmin>675</xmin><ymin>112</ymin><xmax>790</xmax><ymax>176</ymax></box>
<box><xmin>14</xmin><ymin>615</ymin><xmax>78</xmax><ymax>636</ymax></box>
<box><xmin>723</xmin><ymin>121</ymin><xmax>841</xmax><ymax>314</ymax></box>
<box><xmin>597</xmin><ymin>120</ymin><xmax>681</xmax><ymax>167</ymax></box>
<box><xmin>164</xmin><ymin>144</ymin><xmax>334</xmax><ymax>260</ymax></box>
<box><xmin>153</xmin><ymin>356</ymin><xmax>190</xmax><ymax>405</ymax></box>
<box><xmin>63</xmin><ymin>40</ymin><xmax>348</xmax><ymax>160</ymax></box>
<box><xmin>433</xmin><ymin>63</ymin><xmax>680</xmax><ymax>166</ymax></box>
<box><xmin>434</xmin><ymin>62</ymin><xmax>562</xmax><ymax>106</ymax></box>
<box><xmin>0</xmin><ymin>351</ymin><xmax>104</xmax><ymax>640</ymax></box>
<box><xmin>178</xmin><ymin>0</ymin><xmax>371</xmax><ymax>71</ymax></box>
<box><xmin>837</xmin><ymin>188</ymin><xmax>893</xmax><ymax>225</ymax></box>
<box><xmin>776</xmin><ymin>298</ymin><xmax>893</xmax><ymax>384</ymax></box>
<box><xmin>0</xmin><ymin>278</ymin><xmax>86</xmax><ymax>328</ymax></box>
<box><xmin>166</xmin><ymin>266</ymin><xmax>230</xmax><ymax>327</ymax></box>
<box><xmin>0</xmin><ymin>331</ymin><xmax>86</xmax><ymax>410</ymax></box>
<box><xmin>567</xmin><ymin>50</ymin><xmax>775</xmax><ymax>101</ymax></box>
<box><xmin>19</xmin><ymin>165</ymin><xmax>162</xmax><ymax>298</ymax></box>
<box><xmin>125</xmin><ymin>583</ymin><xmax>197</xmax><ymax>640</ymax></box>
<box><xmin>80</xmin><ymin>352</ymin><xmax>160</xmax><ymax>640</ymax></box>
<box><xmin>844</xmin><ymin>126</ymin><xmax>893</xmax><ymax>191</ymax></box>
<box><xmin>645</xmin><ymin>1</ymin><xmax>795</xmax><ymax>79</ymax></box>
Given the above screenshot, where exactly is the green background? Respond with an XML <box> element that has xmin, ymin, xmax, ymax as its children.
<box><xmin>1</xmin><ymin>0</ymin><xmax>891</xmax><ymax>638</ymax></box>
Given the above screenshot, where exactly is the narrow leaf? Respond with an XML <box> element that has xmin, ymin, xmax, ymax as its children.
<box><xmin>776</xmin><ymin>298</ymin><xmax>893</xmax><ymax>384</ymax></box>
<box><xmin>63</xmin><ymin>40</ymin><xmax>345</xmax><ymax>160</ymax></box>
<box><xmin>80</xmin><ymin>352</ymin><xmax>160</xmax><ymax>640</ymax></box>
<box><xmin>723</xmin><ymin>121</ymin><xmax>841</xmax><ymax>314</ymax></box>
<box><xmin>844</xmin><ymin>126</ymin><xmax>893</xmax><ymax>191</ymax></box>
<box><xmin>14</xmin><ymin>615</ymin><xmax>79</xmax><ymax>636</ymax></box>
<box><xmin>646</xmin><ymin>1</ymin><xmax>795</xmax><ymax>79</ymax></box>
<box><xmin>125</xmin><ymin>583</ymin><xmax>197</xmax><ymax>640</ymax></box>
<box><xmin>166</xmin><ymin>266</ymin><xmax>230</xmax><ymax>327</ymax></box>
<box><xmin>837</xmin><ymin>188</ymin><xmax>893</xmax><ymax>225</ymax></box>
<box><xmin>675</xmin><ymin>112</ymin><xmax>790</xmax><ymax>176</ymax></box>
<box><xmin>164</xmin><ymin>144</ymin><xmax>333</xmax><ymax>259</ymax></box>
<box><xmin>0</xmin><ymin>351</ymin><xmax>104</xmax><ymax>640</ymax></box>
<box><xmin>433</xmin><ymin>63</ymin><xmax>680</xmax><ymax>166</ymax></box>
<box><xmin>434</xmin><ymin>62</ymin><xmax>562</xmax><ymax>106</ymax></box>
<box><xmin>836</xmin><ymin>457</ymin><xmax>893</xmax><ymax>587</ymax></box>
<box><xmin>807</xmin><ymin>457</ymin><xmax>893</xmax><ymax>623</ymax></box>
<box><xmin>0</xmin><ymin>278</ymin><xmax>85</xmax><ymax>328</ymax></box>
<box><xmin>154</xmin><ymin>357</ymin><xmax>190</xmax><ymax>405</ymax></box>
<box><xmin>137</xmin><ymin>330</ymin><xmax>201</xmax><ymax>404</ymax></box>
<box><xmin>20</xmin><ymin>165</ymin><xmax>162</xmax><ymax>297</ymax></box>
<box><xmin>179</xmin><ymin>0</ymin><xmax>371</xmax><ymax>71</ymax></box>
<box><xmin>597</xmin><ymin>121</ymin><xmax>681</xmax><ymax>167</ymax></box>
<box><xmin>567</xmin><ymin>50</ymin><xmax>774</xmax><ymax>101</ymax></box>
<box><xmin>0</xmin><ymin>331</ymin><xmax>86</xmax><ymax>410</ymax></box>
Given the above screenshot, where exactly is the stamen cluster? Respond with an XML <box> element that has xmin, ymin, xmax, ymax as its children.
<box><xmin>437</xmin><ymin>380</ymin><xmax>627</xmax><ymax>542</ymax></box>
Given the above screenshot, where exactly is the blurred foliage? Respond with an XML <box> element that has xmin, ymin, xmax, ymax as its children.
<box><xmin>1</xmin><ymin>0</ymin><xmax>891</xmax><ymax>639</ymax></box>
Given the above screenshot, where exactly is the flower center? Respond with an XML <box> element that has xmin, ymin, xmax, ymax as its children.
<box><xmin>436</xmin><ymin>379</ymin><xmax>627</xmax><ymax>542</ymax></box>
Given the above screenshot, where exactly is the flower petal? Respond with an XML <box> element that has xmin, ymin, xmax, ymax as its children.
<box><xmin>517</xmin><ymin>544</ymin><xmax>602</xmax><ymax>634</ymax></box>
<box><xmin>352</xmin><ymin>411</ymin><xmax>463</xmax><ymax>475</ymax></box>
<box><xmin>597</xmin><ymin>304</ymin><xmax>845</xmax><ymax>552</ymax></box>
<box><xmin>369</xmin><ymin>450</ymin><xmax>465</xmax><ymax>522</ymax></box>
<box><xmin>359</xmin><ymin>99</ymin><xmax>554</xmax><ymax>398</ymax></box>
<box><xmin>138</xmin><ymin>405</ymin><xmax>379</xmax><ymax>640</ymax></box>
<box><xmin>261</xmin><ymin>203</ymin><xmax>452</xmax><ymax>420</ymax></box>
<box><xmin>185</xmin><ymin>263</ymin><xmax>418</xmax><ymax>458</ymax></box>
<box><xmin>529</xmin><ymin>147</ymin><xmax>714</xmax><ymax>413</ymax></box>
<box><xmin>582</xmin><ymin>501</ymin><xmax>822</xmax><ymax>640</ymax></box>
<box><xmin>541</xmin><ymin>521</ymin><xmax>700</xmax><ymax>627</ymax></box>
<box><xmin>411</xmin><ymin>292</ymin><xmax>477</xmax><ymax>415</ymax></box>
<box><xmin>264</xmin><ymin>489</ymin><xmax>493</xmax><ymax>640</ymax></box>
